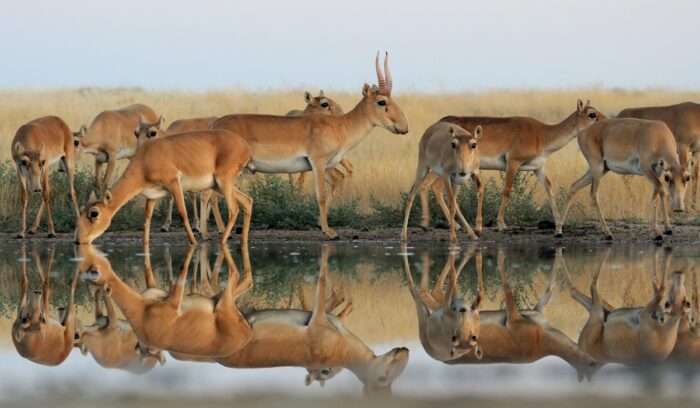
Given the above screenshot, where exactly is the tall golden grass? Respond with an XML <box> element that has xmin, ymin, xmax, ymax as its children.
<box><xmin>2</xmin><ymin>87</ymin><xmax>700</xmax><ymax>221</ymax></box>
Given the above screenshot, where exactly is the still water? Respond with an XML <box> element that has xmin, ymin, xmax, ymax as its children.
<box><xmin>2</xmin><ymin>241</ymin><xmax>700</xmax><ymax>402</ymax></box>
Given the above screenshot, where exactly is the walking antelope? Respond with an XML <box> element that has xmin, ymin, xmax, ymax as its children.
<box><xmin>214</xmin><ymin>246</ymin><xmax>409</xmax><ymax>395</ymax></box>
<box><xmin>78</xmin><ymin>243</ymin><xmax>254</xmax><ymax>358</ymax></box>
<box><xmin>134</xmin><ymin>115</ymin><xmax>225</xmax><ymax>235</ymax></box>
<box><xmin>562</xmin><ymin>247</ymin><xmax>689</xmax><ymax>365</ymax></box>
<box><xmin>78</xmin><ymin>104</ymin><xmax>159</xmax><ymax>191</ymax></box>
<box><xmin>402</xmin><ymin>246</ymin><xmax>483</xmax><ymax>361</ymax></box>
<box><xmin>444</xmin><ymin>248</ymin><xmax>598</xmax><ymax>381</ymax></box>
<box><xmin>555</xmin><ymin>118</ymin><xmax>691</xmax><ymax>240</ymax></box>
<box><xmin>211</xmin><ymin>52</ymin><xmax>409</xmax><ymax>239</ymax></box>
<box><xmin>437</xmin><ymin>100</ymin><xmax>605</xmax><ymax>233</ymax></box>
<box><xmin>12</xmin><ymin>116</ymin><xmax>81</xmax><ymax>238</ymax></box>
<box><xmin>401</xmin><ymin>122</ymin><xmax>482</xmax><ymax>243</ymax></box>
<box><xmin>286</xmin><ymin>90</ymin><xmax>354</xmax><ymax>194</ymax></box>
<box><xmin>12</xmin><ymin>246</ymin><xmax>79</xmax><ymax>366</ymax></box>
<box><xmin>74</xmin><ymin>129</ymin><xmax>253</xmax><ymax>245</ymax></box>
<box><xmin>617</xmin><ymin>102</ymin><xmax>700</xmax><ymax>209</ymax></box>
<box><xmin>74</xmin><ymin>287</ymin><xmax>162</xmax><ymax>373</ymax></box>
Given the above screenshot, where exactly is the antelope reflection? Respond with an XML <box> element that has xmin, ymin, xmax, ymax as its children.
<box><xmin>12</xmin><ymin>245</ymin><xmax>78</xmax><ymax>366</ymax></box>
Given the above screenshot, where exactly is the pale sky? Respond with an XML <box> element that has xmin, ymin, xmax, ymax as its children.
<box><xmin>1</xmin><ymin>0</ymin><xmax>698</xmax><ymax>92</ymax></box>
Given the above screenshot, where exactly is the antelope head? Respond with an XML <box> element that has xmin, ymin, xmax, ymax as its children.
<box><xmin>14</xmin><ymin>141</ymin><xmax>47</xmax><ymax>193</ymax></box>
<box><xmin>449</xmin><ymin>125</ymin><xmax>482</xmax><ymax>186</ymax></box>
<box><xmin>135</xmin><ymin>115</ymin><xmax>165</xmax><ymax>148</ymax></box>
<box><xmin>77</xmin><ymin>244</ymin><xmax>115</xmax><ymax>286</ymax></box>
<box><xmin>359</xmin><ymin>347</ymin><xmax>409</xmax><ymax>396</ymax></box>
<box><xmin>14</xmin><ymin>289</ymin><xmax>48</xmax><ymax>343</ymax></box>
<box><xmin>653</xmin><ymin>159</ymin><xmax>691</xmax><ymax>212</ymax></box>
<box><xmin>304</xmin><ymin>367</ymin><xmax>343</xmax><ymax>387</ymax></box>
<box><xmin>75</xmin><ymin>191</ymin><xmax>116</xmax><ymax>244</ymax></box>
<box><xmin>360</xmin><ymin>52</ymin><xmax>409</xmax><ymax>135</ymax></box>
<box><xmin>302</xmin><ymin>90</ymin><xmax>344</xmax><ymax>115</ymax></box>
<box><xmin>574</xmin><ymin>99</ymin><xmax>606</xmax><ymax>131</ymax></box>
<box><xmin>72</xmin><ymin>125</ymin><xmax>87</xmax><ymax>155</ymax></box>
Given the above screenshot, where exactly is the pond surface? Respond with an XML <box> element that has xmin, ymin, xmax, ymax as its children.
<box><xmin>1</xmin><ymin>241</ymin><xmax>700</xmax><ymax>402</ymax></box>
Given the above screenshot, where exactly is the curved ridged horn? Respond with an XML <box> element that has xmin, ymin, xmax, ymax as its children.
<box><xmin>375</xmin><ymin>51</ymin><xmax>386</xmax><ymax>95</ymax></box>
<box><xmin>384</xmin><ymin>52</ymin><xmax>392</xmax><ymax>96</ymax></box>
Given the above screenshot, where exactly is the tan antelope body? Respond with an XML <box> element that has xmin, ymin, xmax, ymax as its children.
<box><xmin>75</xmin><ymin>288</ymin><xmax>161</xmax><ymax>373</ymax></box>
<box><xmin>669</xmin><ymin>274</ymin><xmax>700</xmax><ymax>362</ymax></box>
<box><xmin>12</xmin><ymin>247</ymin><xmax>78</xmax><ymax>366</ymax></box>
<box><xmin>556</xmin><ymin>118</ymin><xmax>690</xmax><ymax>240</ymax></box>
<box><xmin>445</xmin><ymin>248</ymin><xmax>598</xmax><ymax>381</ymax></box>
<box><xmin>211</xmin><ymin>53</ymin><xmax>409</xmax><ymax>239</ymax></box>
<box><xmin>78</xmin><ymin>244</ymin><xmax>253</xmax><ymax>358</ymax></box>
<box><xmin>11</xmin><ymin>116</ymin><xmax>81</xmax><ymax>238</ymax></box>
<box><xmin>402</xmin><ymin>122</ymin><xmax>482</xmax><ymax>243</ymax></box>
<box><xmin>437</xmin><ymin>100</ymin><xmax>604</xmax><ymax>233</ymax></box>
<box><xmin>402</xmin><ymin>247</ymin><xmax>483</xmax><ymax>361</ymax></box>
<box><xmin>617</xmin><ymin>102</ymin><xmax>700</xmax><ymax>208</ymax></box>
<box><xmin>563</xmin><ymin>248</ymin><xmax>689</xmax><ymax>365</ymax></box>
<box><xmin>79</xmin><ymin>104</ymin><xmax>159</xmax><ymax>191</ymax></box>
<box><xmin>286</xmin><ymin>90</ymin><xmax>354</xmax><ymax>194</ymax></box>
<box><xmin>74</xmin><ymin>130</ymin><xmax>253</xmax><ymax>245</ymax></box>
<box><xmin>214</xmin><ymin>246</ymin><xmax>409</xmax><ymax>395</ymax></box>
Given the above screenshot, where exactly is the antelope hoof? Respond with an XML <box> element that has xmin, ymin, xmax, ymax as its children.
<box><xmin>328</xmin><ymin>235</ymin><xmax>341</xmax><ymax>241</ymax></box>
<box><xmin>160</xmin><ymin>226</ymin><xmax>170</xmax><ymax>232</ymax></box>
<box><xmin>474</xmin><ymin>230</ymin><xmax>481</xmax><ymax>238</ymax></box>
<box><xmin>47</xmin><ymin>232</ymin><xmax>56</xmax><ymax>239</ymax></box>
<box><xmin>27</xmin><ymin>230</ymin><xmax>36</xmax><ymax>235</ymax></box>
<box><xmin>16</xmin><ymin>233</ymin><xmax>25</xmax><ymax>239</ymax></box>
<box><xmin>419</xmin><ymin>225</ymin><xmax>431</xmax><ymax>232</ymax></box>
<box><xmin>664</xmin><ymin>229</ymin><xmax>673</xmax><ymax>236</ymax></box>
<box><xmin>192</xmin><ymin>226</ymin><xmax>201</xmax><ymax>234</ymax></box>
<box><xmin>654</xmin><ymin>235</ymin><xmax>664</xmax><ymax>242</ymax></box>
<box><xmin>235</xmin><ymin>226</ymin><xmax>243</xmax><ymax>234</ymax></box>
<box><xmin>555</xmin><ymin>233</ymin><xmax>563</xmax><ymax>239</ymax></box>
<box><xmin>605</xmin><ymin>235</ymin><xmax>613</xmax><ymax>241</ymax></box>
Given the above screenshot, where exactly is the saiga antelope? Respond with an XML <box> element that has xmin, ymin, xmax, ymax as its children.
<box><xmin>555</xmin><ymin>118</ymin><xmax>691</xmax><ymax>240</ymax></box>
<box><xmin>211</xmin><ymin>52</ymin><xmax>409</xmax><ymax>239</ymax></box>
<box><xmin>438</xmin><ymin>100</ymin><xmax>605</xmax><ymax>233</ymax></box>
<box><xmin>78</xmin><ymin>243</ymin><xmax>253</xmax><ymax>358</ymax></box>
<box><xmin>562</xmin><ymin>247</ymin><xmax>689</xmax><ymax>365</ymax></box>
<box><xmin>12</xmin><ymin>245</ymin><xmax>79</xmax><ymax>366</ymax></box>
<box><xmin>286</xmin><ymin>90</ymin><xmax>354</xmax><ymax>194</ymax></box>
<box><xmin>402</xmin><ymin>246</ymin><xmax>483</xmax><ymax>361</ymax></box>
<box><xmin>401</xmin><ymin>122</ymin><xmax>482</xmax><ymax>243</ymax></box>
<box><xmin>214</xmin><ymin>246</ymin><xmax>409</xmax><ymax>395</ymax></box>
<box><xmin>445</xmin><ymin>248</ymin><xmax>599</xmax><ymax>381</ymax></box>
<box><xmin>617</xmin><ymin>102</ymin><xmax>700</xmax><ymax>209</ymax></box>
<box><xmin>12</xmin><ymin>116</ymin><xmax>81</xmax><ymax>238</ymax></box>
<box><xmin>74</xmin><ymin>129</ymin><xmax>253</xmax><ymax>245</ymax></box>
<box><xmin>78</xmin><ymin>104</ymin><xmax>160</xmax><ymax>191</ymax></box>
<box><xmin>669</xmin><ymin>272</ymin><xmax>700</xmax><ymax>362</ymax></box>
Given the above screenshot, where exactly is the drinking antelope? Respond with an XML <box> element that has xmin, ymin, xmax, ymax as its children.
<box><xmin>617</xmin><ymin>102</ymin><xmax>700</xmax><ymax>209</ymax></box>
<box><xmin>563</xmin><ymin>247</ymin><xmax>689</xmax><ymax>365</ymax></box>
<box><xmin>12</xmin><ymin>116</ymin><xmax>81</xmax><ymax>238</ymax></box>
<box><xmin>444</xmin><ymin>248</ymin><xmax>598</xmax><ymax>381</ymax></box>
<box><xmin>438</xmin><ymin>100</ymin><xmax>605</xmax><ymax>233</ymax></box>
<box><xmin>401</xmin><ymin>122</ymin><xmax>482</xmax><ymax>243</ymax></box>
<box><xmin>214</xmin><ymin>246</ymin><xmax>409</xmax><ymax>395</ymax></box>
<box><xmin>669</xmin><ymin>272</ymin><xmax>700</xmax><ymax>362</ymax></box>
<box><xmin>12</xmin><ymin>246</ymin><xmax>79</xmax><ymax>366</ymax></box>
<box><xmin>555</xmin><ymin>118</ymin><xmax>691</xmax><ymax>240</ymax></box>
<box><xmin>211</xmin><ymin>52</ymin><xmax>409</xmax><ymax>239</ymax></box>
<box><xmin>78</xmin><ymin>243</ymin><xmax>253</xmax><ymax>358</ymax></box>
<box><xmin>78</xmin><ymin>104</ymin><xmax>160</xmax><ymax>191</ymax></box>
<box><xmin>402</xmin><ymin>246</ymin><xmax>483</xmax><ymax>361</ymax></box>
<box><xmin>74</xmin><ymin>129</ymin><xmax>253</xmax><ymax>245</ymax></box>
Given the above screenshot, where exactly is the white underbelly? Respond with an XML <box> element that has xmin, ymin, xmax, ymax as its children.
<box><xmin>142</xmin><ymin>186</ymin><xmax>169</xmax><ymax>200</ymax></box>
<box><xmin>117</xmin><ymin>146</ymin><xmax>135</xmax><ymax>159</ymax></box>
<box><xmin>180</xmin><ymin>174</ymin><xmax>215</xmax><ymax>192</ymax></box>
<box><xmin>605</xmin><ymin>156</ymin><xmax>643</xmax><ymax>175</ymax></box>
<box><xmin>430</xmin><ymin>163</ymin><xmax>444</xmax><ymax>177</ymax></box>
<box><xmin>85</xmin><ymin>148</ymin><xmax>108</xmax><ymax>163</ymax></box>
<box><xmin>252</xmin><ymin>156</ymin><xmax>312</xmax><ymax>173</ymax></box>
<box><xmin>519</xmin><ymin>156</ymin><xmax>547</xmax><ymax>171</ymax></box>
<box><xmin>478</xmin><ymin>155</ymin><xmax>507</xmax><ymax>171</ymax></box>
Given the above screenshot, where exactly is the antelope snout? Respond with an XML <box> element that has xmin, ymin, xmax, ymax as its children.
<box><xmin>33</xmin><ymin>187</ymin><xmax>42</xmax><ymax>193</ymax></box>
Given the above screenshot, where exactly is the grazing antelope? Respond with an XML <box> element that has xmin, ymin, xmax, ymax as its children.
<box><xmin>74</xmin><ymin>129</ymin><xmax>253</xmax><ymax>245</ymax></box>
<box><xmin>78</xmin><ymin>243</ymin><xmax>253</xmax><ymax>358</ymax></box>
<box><xmin>402</xmin><ymin>246</ymin><xmax>483</xmax><ymax>361</ymax></box>
<box><xmin>214</xmin><ymin>246</ymin><xmax>409</xmax><ymax>395</ymax></box>
<box><xmin>445</xmin><ymin>248</ymin><xmax>598</xmax><ymax>381</ymax></box>
<box><xmin>74</xmin><ymin>287</ymin><xmax>163</xmax><ymax>373</ymax></box>
<box><xmin>12</xmin><ymin>246</ymin><xmax>79</xmax><ymax>366</ymax></box>
<box><xmin>401</xmin><ymin>123</ymin><xmax>482</xmax><ymax>243</ymax></box>
<box><xmin>78</xmin><ymin>104</ymin><xmax>159</xmax><ymax>191</ymax></box>
<box><xmin>669</xmin><ymin>272</ymin><xmax>700</xmax><ymax>362</ymax></box>
<box><xmin>438</xmin><ymin>100</ymin><xmax>605</xmax><ymax>233</ymax></box>
<box><xmin>134</xmin><ymin>115</ymin><xmax>225</xmax><ymax>235</ymax></box>
<box><xmin>12</xmin><ymin>116</ymin><xmax>81</xmax><ymax>238</ymax></box>
<box><xmin>555</xmin><ymin>118</ymin><xmax>691</xmax><ymax>240</ymax></box>
<box><xmin>211</xmin><ymin>52</ymin><xmax>409</xmax><ymax>239</ymax></box>
<box><xmin>563</xmin><ymin>247</ymin><xmax>689</xmax><ymax>365</ymax></box>
<box><xmin>617</xmin><ymin>102</ymin><xmax>700</xmax><ymax>209</ymax></box>
<box><xmin>286</xmin><ymin>90</ymin><xmax>354</xmax><ymax>194</ymax></box>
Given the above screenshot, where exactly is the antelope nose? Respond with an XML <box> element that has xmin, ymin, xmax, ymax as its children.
<box><xmin>74</xmin><ymin>239</ymin><xmax>80</xmax><ymax>245</ymax></box>
<box><xmin>33</xmin><ymin>188</ymin><xmax>42</xmax><ymax>193</ymax></box>
<box><xmin>459</xmin><ymin>172</ymin><xmax>467</xmax><ymax>177</ymax></box>
<box><xmin>459</xmin><ymin>307</ymin><xmax>467</xmax><ymax>312</ymax></box>
<box><xmin>472</xmin><ymin>336</ymin><xmax>478</xmax><ymax>342</ymax></box>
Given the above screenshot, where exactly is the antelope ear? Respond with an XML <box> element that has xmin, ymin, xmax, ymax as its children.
<box><xmin>652</xmin><ymin>159</ymin><xmax>667</xmax><ymax>177</ymax></box>
<box><xmin>362</xmin><ymin>83</ymin><xmax>372</xmax><ymax>97</ymax></box>
<box><xmin>80</xmin><ymin>343</ymin><xmax>88</xmax><ymax>355</ymax></box>
<box><xmin>319</xmin><ymin>89</ymin><xmax>325</xmax><ymax>97</ymax></box>
<box><xmin>304</xmin><ymin>374</ymin><xmax>313</xmax><ymax>386</ymax></box>
<box><xmin>157</xmin><ymin>115</ymin><xmax>165</xmax><ymax>128</ymax></box>
<box><xmin>14</xmin><ymin>142</ymin><xmax>26</xmax><ymax>156</ymax></box>
<box><xmin>138</xmin><ymin>114</ymin><xmax>146</xmax><ymax>125</ymax></box>
<box><xmin>103</xmin><ymin>191</ymin><xmax>113</xmax><ymax>205</ymax></box>
<box><xmin>88</xmin><ymin>190</ymin><xmax>97</xmax><ymax>203</ymax></box>
<box><xmin>80</xmin><ymin>125</ymin><xmax>87</xmax><ymax>137</ymax></box>
<box><xmin>585</xmin><ymin>99</ymin><xmax>591</xmax><ymax>108</ymax></box>
<box><xmin>304</xmin><ymin>91</ymin><xmax>312</xmax><ymax>104</ymax></box>
<box><xmin>577</xmin><ymin>99</ymin><xmax>585</xmax><ymax>112</ymax></box>
<box><xmin>449</xmin><ymin>126</ymin><xmax>455</xmax><ymax>136</ymax></box>
<box><xmin>473</xmin><ymin>125</ymin><xmax>483</xmax><ymax>139</ymax></box>
<box><xmin>39</xmin><ymin>141</ymin><xmax>46</xmax><ymax>155</ymax></box>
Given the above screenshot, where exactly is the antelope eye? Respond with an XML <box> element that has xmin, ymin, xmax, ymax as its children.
<box><xmin>89</xmin><ymin>210</ymin><xmax>99</xmax><ymax>219</ymax></box>
<box><xmin>686</xmin><ymin>176</ymin><xmax>691</xmax><ymax>182</ymax></box>
<box><xmin>148</xmin><ymin>129</ymin><xmax>157</xmax><ymax>138</ymax></box>
<box><xmin>40</xmin><ymin>160</ymin><xmax>45</xmax><ymax>166</ymax></box>
<box><xmin>74</xmin><ymin>140</ymin><xmax>80</xmax><ymax>146</ymax></box>
<box><xmin>21</xmin><ymin>317</ymin><xmax>28</xmax><ymax>324</ymax></box>
<box><xmin>471</xmin><ymin>143</ymin><xmax>477</xmax><ymax>149</ymax></box>
<box><xmin>377</xmin><ymin>100</ymin><xmax>387</xmax><ymax>107</ymax></box>
<box><xmin>665</xmin><ymin>302</ymin><xmax>671</xmax><ymax>308</ymax></box>
<box><xmin>451</xmin><ymin>142</ymin><xmax>457</xmax><ymax>149</ymax></box>
<box><xmin>320</xmin><ymin>102</ymin><xmax>329</xmax><ymax>108</ymax></box>
<box><xmin>378</xmin><ymin>376</ymin><xmax>387</xmax><ymax>383</ymax></box>
<box><xmin>21</xmin><ymin>160</ymin><xmax>29</xmax><ymax>167</ymax></box>
<box><xmin>134</xmin><ymin>130</ymin><xmax>139</xmax><ymax>137</ymax></box>
<box><xmin>588</xmin><ymin>112</ymin><xmax>597</xmax><ymax>119</ymax></box>
<box><xmin>664</xmin><ymin>175</ymin><xmax>670</xmax><ymax>182</ymax></box>
<box><xmin>41</xmin><ymin>317</ymin><xmax>46</xmax><ymax>324</ymax></box>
